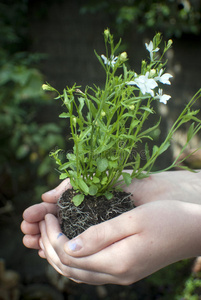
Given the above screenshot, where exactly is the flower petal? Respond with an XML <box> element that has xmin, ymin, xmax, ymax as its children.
<box><xmin>159</xmin><ymin>73</ymin><xmax>173</xmax><ymax>85</ymax></box>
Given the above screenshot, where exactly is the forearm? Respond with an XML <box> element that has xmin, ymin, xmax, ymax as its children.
<box><xmin>123</xmin><ymin>170</ymin><xmax>201</xmax><ymax>205</ymax></box>
<box><xmin>182</xmin><ymin>202</ymin><xmax>201</xmax><ymax>258</ymax></box>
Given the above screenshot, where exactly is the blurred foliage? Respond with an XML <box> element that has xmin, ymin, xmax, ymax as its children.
<box><xmin>81</xmin><ymin>0</ymin><xmax>201</xmax><ymax>38</ymax></box>
<box><xmin>0</xmin><ymin>0</ymin><xmax>64</xmax><ymax>214</ymax></box>
<box><xmin>176</xmin><ymin>272</ymin><xmax>201</xmax><ymax>299</ymax></box>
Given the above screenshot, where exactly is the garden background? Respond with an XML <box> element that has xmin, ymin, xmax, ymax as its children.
<box><xmin>1</xmin><ymin>0</ymin><xmax>201</xmax><ymax>299</ymax></box>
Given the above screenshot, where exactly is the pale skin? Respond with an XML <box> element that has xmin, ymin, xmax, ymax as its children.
<box><xmin>21</xmin><ymin>170</ymin><xmax>201</xmax><ymax>285</ymax></box>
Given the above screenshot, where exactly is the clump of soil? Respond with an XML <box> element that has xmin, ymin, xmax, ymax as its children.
<box><xmin>57</xmin><ymin>189</ymin><xmax>134</xmax><ymax>239</ymax></box>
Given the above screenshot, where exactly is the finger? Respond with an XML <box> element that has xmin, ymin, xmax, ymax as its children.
<box><xmin>22</xmin><ymin>234</ymin><xmax>41</xmax><ymax>249</ymax></box>
<box><xmin>43</xmin><ymin>213</ymin><xmax>143</xmax><ymax>279</ymax></box>
<box><xmin>38</xmin><ymin>249</ymin><xmax>46</xmax><ymax>259</ymax></box>
<box><xmin>23</xmin><ymin>202</ymin><xmax>57</xmax><ymax>223</ymax></box>
<box><xmin>44</xmin><ymin>214</ymin><xmax>70</xmax><ymax>251</ymax></box>
<box><xmin>39</xmin><ymin>220</ymin><xmax>73</xmax><ymax>276</ymax></box>
<box><xmin>43</xmin><ymin>214</ymin><xmax>144</xmax><ymax>285</ymax></box>
<box><xmin>42</xmin><ymin>179</ymin><xmax>72</xmax><ymax>204</ymax></box>
<box><xmin>64</xmin><ymin>207</ymin><xmax>143</xmax><ymax>257</ymax></box>
<box><xmin>21</xmin><ymin>220</ymin><xmax>40</xmax><ymax>235</ymax></box>
<box><xmin>40</xmin><ymin>217</ymin><xmax>121</xmax><ymax>285</ymax></box>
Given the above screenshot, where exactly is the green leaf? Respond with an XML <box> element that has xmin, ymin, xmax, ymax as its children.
<box><xmin>94</xmin><ymin>50</ymin><xmax>106</xmax><ymax>70</ymax></box>
<box><xmin>59</xmin><ymin>162</ymin><xmax>72</xmax><ymax>171</ymax></box>
<box><xmin>79</xmin><ymin>126</ymin><xmax>92</xmax><ymax>141</ymax></box>
<box><xmin>113</xmin><ymin>38</ymin><xmax>122</xmax><ymax>53</ymax></box>
<box><xmin>133</xmin><ymin>152</ymin><xmax>141</xmax><ymax>172</ymax></box>
<box><xmin>187</xmin><ymin>123</ymin><xmax>195</xmax><ymax>142</ymax></box>
<box><xmin>138</xmin><ymin>119</ymin><xmax>161</xmax><ymax>138</ymax></box>
<box><xmin>49</xmin><ymin>148</ymin><xmax>62</xmax><ymax>156</ymax></box>
<box><xmin>92</xmin><ymin>176</ymin><xmax>100</xmax><ymax>183</ymax></box>
<box><xmin>59</xmin><ymin>112</ymin><xmax>70</xmax><ymax>118</ymax></box>
<box><xmin>67</xmin><ymin>153</ymin><xmax>76</xmax><ymax>161</ymax></box>
<box><xmin>108</xmin><ymin>160</ymin><xmax>118</xmax><ymax>169</ymax></box>
<box><xmin>89</xmin><ymin>184</ymin><xmax>98</xmax><ymax>196</ymax></box>
<box><xmin>59</xmin><ymin>173</ymin><xmax>68</xmax><ymax>179</ymax></box>
<box><xmin>97</xmin><ymin>158</ymin><xmax>109</xmax><ymax>172</ymax></box>
<box><xmin>104</xmin><ymin>191</ymin><xmax>113</xmax><ymax>200</ymax></box>
<box><xmin>158</xmin><ymin>141</ymin><xmax>170</xmax><ymax>155</ymax></box>
<box><xmin>152</xmin><ymin>145</ymin><xmax>159</xmax><ymax>156</ymax></box>
<box><xmin>77</xmin><ymin>178</ymin><xmax>89</xmax><ymax>194</ymax></box>
<box><xmin>110</xmin><ymin>156</ymin><xmax>118</xmax><ymax>161</ymax></box>
<box><xmin>140</xmin><ymin>106</ymin><xmax>154</xmax><ymax>113</ymax></box>
<box><xmin>72</xmin><ymin>194</ymin><xmax>85</xmax><ymax>206</ymax></box>
<box><xmin>122</xmin><ymin>172</ymin><xmax>132</xmax><ymax>186</ymax></box>
<box><xmin>78</xmin><ymin>97</ymin><xmax>85</xmax><ymax>112</ymax></box>
<box><xmin>145</xmin><ymin>143</ymin><xmax>150</xmax><ymax>161</ymax></box>
<box><xmin>101</xmin><ymin>176</ymin><xmax>108</xmax><ymax>185</ymax></box>
<box><xmin>130</xmin><ymin>120</ymin><xmax>140</xmax><ymax>130</ymax></box>
<box><xmin>95</xmin><ymin>139</ymin><xmax>117</xmax><ymax>155</ymax></box>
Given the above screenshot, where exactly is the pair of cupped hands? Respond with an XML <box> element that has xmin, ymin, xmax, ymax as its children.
<box><xmin>21</xmin><ymin>170</ymin><xmax>201</xmax><ymax>285</ymax></box>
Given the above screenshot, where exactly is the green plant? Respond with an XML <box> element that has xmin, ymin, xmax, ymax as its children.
<box><xmin>43</xmin><ymin>29</ymin><xmax>201</xmax><ymax>206</ymax></box>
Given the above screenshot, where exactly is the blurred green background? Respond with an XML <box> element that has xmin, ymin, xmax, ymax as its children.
<box><xmin>0</xmin><ymin>0</ymin><xmax>201</xmax><ymax>299</ymax></box>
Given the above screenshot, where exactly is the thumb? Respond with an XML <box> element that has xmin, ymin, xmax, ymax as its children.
<box><xmin>42</xmin><ymin>178</ymin><xmax>72</xmax><ymax>203</ymax></box>
<box><xmin>64</xmin><ymin>208</ymin><xmax>141</xmax><ymax>257</ymax></box>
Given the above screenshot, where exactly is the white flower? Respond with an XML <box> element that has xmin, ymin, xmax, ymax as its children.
<box><xmin>127</xmin><ymin>72</ymin><xmax>158</xmax><ymax>97</ymax></box>
<box><xmin>101</xmin><ymin>54</ymin><xmax>118</xmax><ymax>68</ymax></box>
<box><xmin>155</xmin><ymin>69</ymin><xmax>173</xmax><ymax>85</ymax></box>
<box><xmin>145</xmin><ymin>41</ymin><xmax>159</xmax><ymax>61</ymax></box>
<box><xmin>156</xmin><ymin>89</ymin><xmax>171</xmax><ymax>104</ymax></box>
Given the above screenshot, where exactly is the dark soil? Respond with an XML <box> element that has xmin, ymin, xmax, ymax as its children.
<box><xmin>57</xmin><ymin>189</ymin><xmax>134</xmax><ymax>239</ymax></box>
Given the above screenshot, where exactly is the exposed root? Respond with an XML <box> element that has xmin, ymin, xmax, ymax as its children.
<box><xmin>57</xmin><ymin>189</ymin><xmax>134</xmax><ymax>239</ymax></box>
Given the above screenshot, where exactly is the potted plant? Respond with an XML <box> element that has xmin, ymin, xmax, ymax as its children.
<box><xmin>42</xmin><ymin>29</ymin><xmax>201</xmax><ymax>239</ymax></box>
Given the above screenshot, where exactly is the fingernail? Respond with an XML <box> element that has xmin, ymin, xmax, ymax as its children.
<box><xmin>67</xmin><ymin>238</ymin><xmax>83</xmax><ymax>252</ymax></box>
<box><xmin>43</xmin><ymin>189</ymin><xmax>56</xmax><ymax>196</ymax></box>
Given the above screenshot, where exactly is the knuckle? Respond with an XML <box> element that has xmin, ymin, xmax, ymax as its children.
<box><xmin>59</xmin><ymin>253</ymin><xmax>72</xmax><ymax>267</ymax></box>
<box><xmin>65</xmin><ymin>268</ymin><xmax>72</xmax><ymax>278</ymax></box>
<box><xmin>86</xmin><ymin>223</ymin><xmax>107</xmax><ymax>244</ymax></box>
<box><xmin>115</xmin><ymin>261</ymin><xmax>130</xmax><ymax>278</ymax></box>
<box><xmin>120</xmin><ymin>277</ymin><xmax>134</xmax><ymax>286</ymax></box>
<box><xmin>114</xmin><ymin>265</ymin><xmax>136</xmax><ymax>285</ymax></box>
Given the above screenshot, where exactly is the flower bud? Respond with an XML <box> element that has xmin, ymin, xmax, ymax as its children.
<box><xmin>129</xmin><ymin>105</ymin><xmax>135</xmax><ymax>110</ymax></box>
<box><xmin>101</xmin><ymin>110</ymin><xmax>106</xmax><ymax>117</ymax></box>
<box><xmin>167</xmin><ymin>39</ymin><xmax>173</xmax><ymax>49</ymax></box>
<box><xmin>141</xmin><ymin>60</ymin><xmax>147</xmax><ymax>72</ymax></box>
<box><xmin>75</xmin><ymin>89</ymin><xmax>85</xmax><ymax>95</ymax></box>
<box><xmin>42</xmin><ymin>84</ymin><xmax>55</xmax><ymax>91</ymax></box>
<box><xmin>149</xmin><ymin>69</ymin><xmax>156</xmax><ymax>77</ymax></box>
<box><xmin>120</xmin><ymin>52</ymin><xmax>128</xmax><ymax>62</ymax></box>
<box><xmin>72</xmin><ymin>117</ymin><xmax>76</xmax><ymax>125</ymax></box>
<box><xmin>104</xmin><ymin>28</ymin><xmax>110</xmax><ymax>39</ymax></box>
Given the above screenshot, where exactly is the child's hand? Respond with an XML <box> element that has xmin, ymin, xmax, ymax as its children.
<box><xmin>21</xmin><ymin>179</ymin><xmax>71</xmax><ymax>249</ymax></box>
<box><xmin>39</xmin><ymin>200</ymin><xmax>201</xmax><ymax>285</ymax></box>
